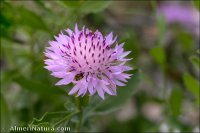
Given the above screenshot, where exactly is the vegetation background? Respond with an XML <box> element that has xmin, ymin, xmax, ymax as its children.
<box><xmin>1</xmin><ymin>0</ymin><xmax>199</xmax><ymax>132</ymax></box>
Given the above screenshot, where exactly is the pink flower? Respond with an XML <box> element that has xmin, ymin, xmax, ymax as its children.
<box><xmin>44</xmin><ymin>24</ymin><xmax>132</xmax><ymax>99</ymax></box>
<box><xmin>158</xmin><ymin>3</ymin><xmax>199</xmax><ymax>37</ymax></box>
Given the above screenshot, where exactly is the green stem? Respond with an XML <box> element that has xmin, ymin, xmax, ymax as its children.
<box><xmin>77</xmin><ymin>109</ymin><xmax>83</xmax><ymax>132</ymax></box>
<box><xmin>75</xmin><ymin>95</ymin><xmax>89</xmax><ymax>132</ymax></box>
<box><xmin>53</xmin><ymin>111</ymin><xmax>79</xmax><ymax>127</ymax></box>
<box><xmin>75</xmin><ymin>97</ymin><xmax>83</xmax><ymax>132</ymax></box>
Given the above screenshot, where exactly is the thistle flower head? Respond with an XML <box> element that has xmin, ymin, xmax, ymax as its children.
<box><xmin>44</xmin><ymin>24</ymin><xmax>132</xmax><ymax>99</ymax></box>
<box><xmin>158</xmin><ymin>3</ymin><xmax>199</xmax><ymax>37</ymax></box>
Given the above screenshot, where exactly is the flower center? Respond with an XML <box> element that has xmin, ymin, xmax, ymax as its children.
<box><xmin>61</xmin><ymin>31</ymin><xmax>115</xmax><ymax>75</ymax></box>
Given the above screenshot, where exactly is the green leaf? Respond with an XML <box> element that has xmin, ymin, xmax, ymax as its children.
<box><xmin>150</xmin><ymin>46</ymin><xmax>166</xmax><ymax>69</ymax></box>
<box><xmin>13</xmin><ymin>75</ymin><xmax>66</xmax><ymax>95</ymax></box>
<box><xmin>85</xmin><ymin>69</ymin><xmax>140</xmax><ymax>117</ymax></box>
<box><xmin>177</xmin><ymin>32</ymin><xmax>194</xmax><ymax>53</ymax></box>
<box><xmin>190</xmin><ymin>55</ymin><xmax>200</xmax><ymax>71</ymax></box>
<box><xmin>0</xmin><ymin>13</ymin><xmax>11</xmax><ymax>37</ymax></box>
<box><xmin>59</xmin><ymin>1</ymin><xmax>82</xmax><ymax>8</ymax></box>
<box><xmin>60</xmin><ymin>1</ymin><xmax>111</xmax><ymax>14</ymax></box>
<box><xmin>80</xmin><ymin>1</ymin><xmax>111</xmax><ymax>14</ymax></box>
<box><xmin>183</xmin><ymin>73</ymin><xmax>200</xmax><ymax>105</ymax></box>
<box><xmin>194</xmin><ymin>0</ymin><xmax>200</xmax><ymax>10</ymax></box>
<box><xmin>30</xmin><ymin>111</ymin><xmax>79</xmax><ymax>127</ymax></box>
<box><xmin>34</xmin><ymin>0</ymin><xmax>54</xmax><ymax>15</ymax></box>
<box><xmin>0</xmin><ymin>94</ymin><xmax>11</xmax><ymax>131</ymax></box>
<box><xmin>16</xmin><ymin>6</ymin><xmax>49</xmax><ymax>32</ymax></box>
<box><xmin>197</xmin><ymin>49</ymin><xmax>200</xmax><ymax>54</ymax></box>
<box><xmin>0</xmin><ymin>2</ymin><xmax>14</xmax><ymax>38</ymax></box>
<box><xmin>168</xmin><ymin>87</ymin><xmax>183</xmax><ymax>117</ymax></box>
<box><xmin>64</xmin><ymin>100</ymin><xmax>77</xmax><ymax>112</ymax></box>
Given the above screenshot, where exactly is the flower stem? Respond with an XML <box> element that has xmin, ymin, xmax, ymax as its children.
<box><xmin>75</xmin><ymin>95</ymin><xmax>89</xmax><ymax>132</ymax></box>
<box><xmin>75</xmin><ymin>98</ymin><xmax>83</xmax><ymax>132</ymax></box>
<box><xmin>54</xmin><ymin>111</ymin><xmax>79</xmax><ymax>127</ymax></box>
<box><xmin>77</xmin><ymin>109</ymin><xmax>83</xmax><ymax>132</ymax></box>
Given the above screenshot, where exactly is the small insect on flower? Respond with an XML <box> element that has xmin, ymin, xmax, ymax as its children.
<box><xmin>44</xmin><ymin>24</ymin><xmax>132</xmax><ymax>99</ymax></box>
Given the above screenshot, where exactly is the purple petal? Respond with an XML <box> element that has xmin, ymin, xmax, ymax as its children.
<box><xmin>88</xmin><ymin>79</ymin><xmax>95</xmax><ymax>95</ymax></box>
<box><xmin>65</xmin><ymin>28</ymin><xmax>73</xmax><ymax>36</ymax></box>
<box><xmin>75</xmin><ymin>23</ymin><xmax>79</xmax><ymax>34</ymax></box>
<box><xmin>69</xmin><ymin>83</ymin><xmax>80</xmax><ymax>95</ymax></box>
<box><xmin>101</xmin><ymin>84</ymin><xmax>114</xmax><ymax>95</ymax></box>
<box><xmin>97</xmin><ymin>86</ymin><xmax>105</xmax><ymax>99</ymax></box>
<box><xmin>55</xmin><ymin>73</ymin><xmax>76</xmax><ymax>85</ymax></box>
<box><xmin>119</xmin><ymin>51</ymin><xmax>131</xmax><ymax>59</ymax></box>
<box><xmin>44</xmin><ymin>65</ymin><xmax>65</xmax><ymax>72</ymax></box>
<box><xmin>77</xmin><ymin>81</ymin><xmax>88</xmax><ymax>96</ymax></box>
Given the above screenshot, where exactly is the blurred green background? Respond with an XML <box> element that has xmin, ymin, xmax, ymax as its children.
<box><xmin>0</xmin><ymin>0</ymin><xmax>199</xmax><ymax>132</ymax></box>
